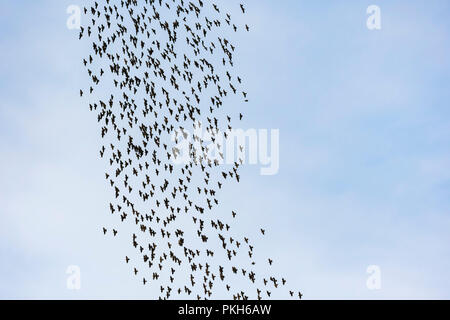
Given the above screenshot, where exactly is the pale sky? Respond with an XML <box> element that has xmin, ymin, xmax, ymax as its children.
<box><xmin>0</xmin><ymin>0</ymin><xmax>449</xmax><ymax>299</ymax></box>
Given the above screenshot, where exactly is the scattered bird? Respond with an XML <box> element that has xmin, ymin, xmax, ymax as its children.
<box><xmin>79</xmin><ymin>0</ymin><xmax>301</xmax><ymax>300</ymax></box>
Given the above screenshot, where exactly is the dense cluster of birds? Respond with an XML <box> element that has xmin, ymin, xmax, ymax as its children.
<box><xmin>79</xmin><ymin>0</ymin><xmax>302</xmax><ymax>300</ymax></box>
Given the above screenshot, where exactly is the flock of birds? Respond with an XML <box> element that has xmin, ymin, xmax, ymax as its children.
<box><xmin>79</xmin><ymin>0</ymin><xmax>302</xmax><ymax>300</ymax></box>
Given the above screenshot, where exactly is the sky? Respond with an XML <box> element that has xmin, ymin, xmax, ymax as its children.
<box><xmin>0</xmin><ymin>0</ymin><xmax>449</xmax><ymax>299</ymax></box>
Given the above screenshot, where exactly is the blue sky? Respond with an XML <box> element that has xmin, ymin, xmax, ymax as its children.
<box><xmin>0</xmin><ymin>0</ymin><xmax>449</xmax><ymax>299</ymax></box>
